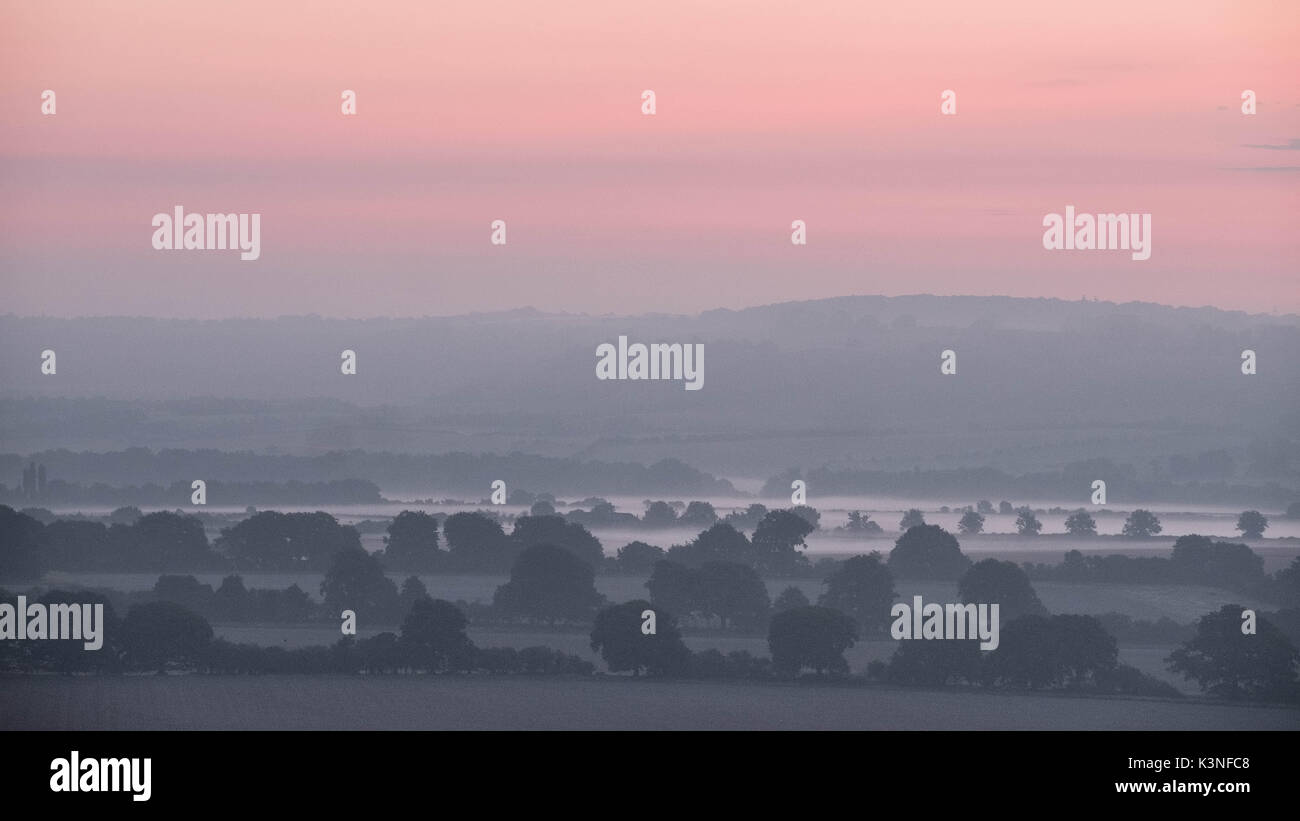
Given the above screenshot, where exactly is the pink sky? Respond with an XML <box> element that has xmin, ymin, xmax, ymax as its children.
<box><xmin>1</xmin><ymin>0</ymin><xmax>1297</xmax><ymax>317</ymax></box>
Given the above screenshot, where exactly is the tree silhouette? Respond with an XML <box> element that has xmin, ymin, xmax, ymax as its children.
<box><xmin>646</xmin><ymin>559</ymin><xmax>699</xmax><ymax>620</ymax></box>
<box><xmin>642</xmin><ymin>501</ymin><xmax>677</xmax><ymax>527</ymax></box>
<box><xmin>898</xmin><ymin>509</ymin><xmax>926</xmax><ymax>531</ymax></box>
<box><xmin>153</xmin><ymin>574</ymin><xmax>214</xmax><ymax>611</ymax></box>
<box><xmin>844</xmin><ymin>511</ymin><xmax>882</xmax><ymax>534</ymax></box>
<box><xmin>988</xmin><ymin>614</ymin><xmax>1117</xmax><ymax>689</ymax></box>
<box><xmin>768</xmin><ymin>606</ymin><xmax>858</xmax><ymax>677</ymax></box>
<box><xmin>0</xmin><ymin>505</ymin><xmax>45</xmax><ymax>579</ymax></box>
<box><xmin>400</xmin><ymin>598</ymin><xmax>474</xmax><ymax>672</ymax></box>
<box><xmin>1275</xmin><ymin>557</ymin><xmax>1300</xmax><ymax>608</ymax></box>
<box><xmin>529</xmin><ymin>500</ymin><xmax>555</xmax><ymax>517</ymax></box>
<box><xmin>818</xmin><ymin>554</ymin><xmax>895</xmax><ymax>633</ymax></box>
<box><xmin>751</xmin><ymin>509</ymin><xmax>814</xmax><ymax>574</ymax></box>
<box><xmin>888</xmin><ymin>524</ymin><xmax>971</xmax><ymax>580</ymax></box>
<box><xmin>442</xmin><ymin>511</ymin><xmax>511</xmax><ymax>572</ymax></box>
<box><xmin>217</xmin><ymin>510</ymin><xmax>359</xmax><ymax>571</ymax></box>
<box><xmin>384</xmin><ymin>510</ymin><xmax>442</xmax><ymax>569</ymax></box>
<box><xmin>108</xmin><ymin>506</ymin><xmax>142</xmax><ymax>526</ymax></box>
<box><xmin>590</xmin><ymin>600</ymin><xmax>691</xmax><ymax>676</ymax></box>
<box><xmin>29</xmin><ymin>590</ymin><xmax>121</xmax><ymax>673</ymax></box>
<box><xmin>493</xmin><ymin>543</ymin><xmax>605</xmax><ymax>623</ymax></box>
<box><xmin>511</xmin><ymin>515</ymin><xmax>604</xmax><ymax>569</ymax></box>
<box><xmin>615</xmin><ymin>541</ymin><xmax>665</xmax><ymax>574</ymax></box>
<box><xmin>789</xmin><ymin>505</ymin><xmax>821</xmax><ymax>530</ymax></box>
<box><xmin>121</xmin><ymin>600</ymin><xmax>213</xmax><ymax>673</ymax></box>
<box><xmin>131</xmin><ymin>511</ymin><xmax>216</xmax><ymax>571</ymax></box>
<box><xmin>958</xmin><ymin>511</ymin><xmax>984</xmax><ymax>534</ymax></box>
<box><xmin>958</xmin><ymin>559</ymin><xmax>1046</xmax><ymax>621</ymax></box>
<box><xmin>723</xmin><ymin>503</ymin><xmax>768</xmax><ymax>530</ymax></box>
<box><xmin>773</xmin><ymin>585</ymin><xmax>810</xmax><ymax>613</ymax></box>
<box><xmin>696</xmin><ymin>561</ymin><xmax>770</xmax><ymax>630</ymax></box>
<box><xmin>1014</xmin><ymin>508</ymin><xmax>1042</xmax><ymax>536</ymax></box>
<box><xmin>645</xmin><ymin>559</ymin><xmax>769</xmax><ymax>630</ymax></box>
<box><xmin>1169</xmin><ymin>535</ymin><xmax>1265</xmax><ymax>589</ymax></box>
<box><xmin>1122</xmin><ymin>509</ymin><xmax>1162</xmax><ymax>538</ymax></box>
<box><xmin>358</xmin><ymin>631</ymin><xmax>403</xmax><ymax>674</ymax></box>
<box><xmin>1064</xmin><ymin>510</ymin><xmax>1096</xmax><ymax>536</ymax></box>
<box><xmin>678</xmin><ymin>501</ymin><xmax>718</xmax><ymax>527</ymax></box>
<box><xmin>213</xmin><ymin>574</ymin><xmax>248</xmax><ymax>620</ymax></box>
<box><xmin>320</xmin><ymin>546</ymin><xmax>399</xmax><ymax>621</ymax></box>
<box><xmin>1167</xmin><ymin>604</ymin><xmax>1298</xmax><ymax>700</ymax></box>
<box><xmin>398</xmin><ymin>575</ymin><xmax>430</xmax><ymax>613</ymax></box>
<box><xmin>1236</xmin><ymin>510</ymin><xmax>1268</xmax><ymax>539</ymax></box>
<box><xmin>885</xmin><ymin>639</ymin><xmax>982</xmax><ymax>687</ymax></box>
<box><xmin>667</xmin><ymin>522</ymin><xmax>753</xmax><ymax>566</ymax></box>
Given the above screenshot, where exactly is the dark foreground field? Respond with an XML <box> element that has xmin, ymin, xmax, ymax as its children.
<box><xmin>3</xmin><ymin>675</ymin><xmax>1297</xmax><ymax>730</ymax></box>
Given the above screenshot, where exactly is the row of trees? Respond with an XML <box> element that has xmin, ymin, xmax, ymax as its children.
<box><xmin>382</xmin><ymin>510</ymin><xmax>604</xmax><ymax>573</ymax></box>
<box><xmin>486</xmin><ymin>524</ymin><xmax>1300</xmax><ymax>632</ymax></box>
<box><xmin>387</xmin><ymin>508</ymin><xmax>822</xmax><ymax>577</ymax></box>
<box><xmin>151</xmin><ymin>574</ymin><xmax>316</xmax><ymax>622</ymax></box>
<box><xmin>846</xmin><ymin>505</ymin><xmax>1275</xmax><ymax>538</ymax></box>
<box><xmin>772</xmin><ymin>464</ymin><xmax>1300</xmax><ymax>509</ymax></box>
<box><xmin>79</xmin><ymin>526</ymin><xmax>1300</xmax><ymax>641</ymax></box>
<box><xmin>0</xmin><ymin>506</ymin><xmax>228</xmax><ymax>578</ymax></box>
<box><xmin>561</xmin><ymin>499</ymin><xmax>819</xmax><ymax>532</ymax></box>
<box><xmin>485</xmin><ymin>531</ymin><xmax>1048</xmax><ymax>634</ymax></box>
<box><xmin>1</xmin><ymin>530</ymin><xmax>1030</xmax><ymax>643</ymax></box>
<box><xmin>0</xmin><ymin>479</ymin><xmax>383</xmax><ymax>508</ymax></box>
<box><xmin>0</xmin><ymin>590</ymin><xmax>592</xmax><ymax>677</ymax></box>
<box><xmin>995</xmin><ymin>507</ymin><xmax>1266</xmax><ymax>539</ymax></box>
<box><xmin>586</xmin><ymin>596</ymin><xmax>1299</xmax><ymax>701</ymax></box>
<box><xmin>4</xmin><ymin>584</ymin><xmax>1296</xmax><ymax>702</ymax></box>
<box><xmin>0</xmin><ymin>504</ymin><xmax>616</xmax><ymax>578</ymax></box>
<box><xmin>11</xmin><ymin>507</ymin><xmax>1291</xmax><ymax>638</ymax></box>
<box><xmin>113</xmin><ymin>538</ymin><xmax>1300</xmax><ymax>656</ymax></box>
<box><xmin>873</xmin><ymin>523</ymin><xmax>1297</xmax><ymax>604</ymax></box>
<box><xmin>2</xmin><ymin>497</ymin><xmax>1280</xmax><ymax>585</ymax></box>
<box><xmin>1024</xmin><ymin>535</ymin><xmax>1282</xmax><ymax>599</ymax></box>
<box><xmin>596</xmin><ymin>597</ymin><xmax>1298</xmax><ymax>702</ymax></box>
<box><xmin>877</xmin><ymin>605</ymin><xmax>1299</xmax><ymax>701</ymax></box>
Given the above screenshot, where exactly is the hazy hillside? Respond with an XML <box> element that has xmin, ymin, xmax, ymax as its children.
<box><xmin>2</xmin><ymin>296</ymin><xmax>1297</xmax><ymax>481</ymax></box>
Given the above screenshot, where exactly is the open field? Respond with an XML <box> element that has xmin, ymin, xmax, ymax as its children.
<box><xmin>3</xmin><ymin>674</ymin><xmax>1295</xmax><ymax>731</ymax></box>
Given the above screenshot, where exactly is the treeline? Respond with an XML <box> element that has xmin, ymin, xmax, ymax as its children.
<box><xmin>382</xmin><ymin>507</ymin><xmax>822</xmax><ymax>577</ymax></box>
<box><xmin>474</xmin><ymin>523</ymin><xmax>1300</xmax><ymax>636</ymax></box>
<box><xmin>639</xmin><ymin>541</ymin><xmax>1039</xmax><ymax>638</ymax></box>
<box><xmin>1023</xmin><ymin>536</ymin><xmax>1277</xmax><ymax>598</ymax></box>
<box><xmin>770</xmin><ymin>462</ymin><xmax>1300</xmax><ymax>507</ymax></box>
<box><xmin>0</xmin><ymin>590</ymin><xmax>593</xmax><ymax>677</ymax></box>
<box><xmin>6</xmin><ymin>511</ymin><xmax>1299</xmax><ymax>703</ymax></box>
<box><xmin>7</xmin><ymin>502</ymin><xmax>1300</xmax><ymax>615</ymax></box>
<box><xmin>0</xmin><ymin>448</ymin><xmax>735</xmax><ymax>497</ymax></box>
<box><xmin>1</xmin><ymin>506</ymin><xmax>228</xmax><ymax>577</ymax></box>
<box><xmin>140</xmin><ymin>575</ymin><xmax>319</xmax><ymax>623</ymax></box>
<box><xmin>5</xmin><ymin>585</ymin><xmax>1296</xmax><ymax>704</ymax></box>
<box><xmin>0</xmin><ymin>478</ymin><xmax>382</xmax><ymax>507</ymax></box>
<box><xmin>18</xmin><ymin>572</ymin><xmax>1208</xmax><ymax>652</ymax></box>
<box><xmin>559</xmin><ymin>498</ymin><xmax>819</xmax><ymax>533</ymax></box>
<box><xmin>868</xmin><ymin>606</ymin><xmax>1300</xmax><ymax>702</ymax></box>
<box><xmin>0</xmin><ymin>503</ymin><xmax>829</xmax><ymax>579</ymax></box>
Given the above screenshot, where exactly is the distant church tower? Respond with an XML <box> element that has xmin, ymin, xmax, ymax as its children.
<box><xmin>37</xmin><ymin>463</ymin><xmax>47</xmax><ymax>499</ymax></box>
<box><xmin>22</xmin><ymin>461</ymin><xmax>36</xmax><ymax>500</ymax></box>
